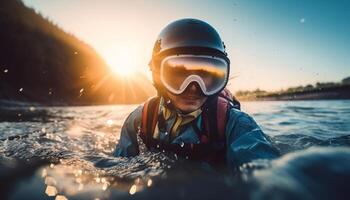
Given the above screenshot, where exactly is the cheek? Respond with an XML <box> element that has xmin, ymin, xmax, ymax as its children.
<box><xmin>166</xmin><ymin>93</ymin><xmax>181</xmax><ymax>106</ymax></box>
<box><xmin>198</xmin><ymin>97</ymin><xmax>208</xmax><ymax>105</ymax></box>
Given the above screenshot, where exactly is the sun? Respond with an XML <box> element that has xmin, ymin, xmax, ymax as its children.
<box><xmin>106</xmin><ymin>49</ymin><xmax>137</xmax><ymax>76</ymax></box>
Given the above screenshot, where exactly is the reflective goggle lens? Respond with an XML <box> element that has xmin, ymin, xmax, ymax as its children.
<box><xmin>160</xmin><ymin>55</ymin><xmax>228</xmax><ymax>95</ymax></box>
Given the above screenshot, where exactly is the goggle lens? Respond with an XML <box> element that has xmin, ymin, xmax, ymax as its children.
<box><xmin>160</xmin><ymin>55</ymin><xmax>228</xmax><ymax>95</ymax></box>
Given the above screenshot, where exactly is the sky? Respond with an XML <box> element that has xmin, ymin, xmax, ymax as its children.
<box><xmin>22</xmin><ymin>0</ymin><xmax>350</xmax><ymax>92</ymax></box>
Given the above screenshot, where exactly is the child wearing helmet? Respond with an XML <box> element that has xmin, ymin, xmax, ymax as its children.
<box><xmin>113</xmin><ymin>19</ymin><xmax>279</xmax><ymax>168</ymax></box>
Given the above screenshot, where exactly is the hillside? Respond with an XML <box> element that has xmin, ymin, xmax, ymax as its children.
<box><xmin>0</xmin><ymin>0</ymin><xmax>155</xmax><ymax>105</ymax></box>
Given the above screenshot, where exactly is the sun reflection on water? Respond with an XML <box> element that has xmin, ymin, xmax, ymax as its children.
<box><xmin>55</xmin><ymin>195</ymin><xmax>68</xmax><ymax>200</ymax></box>
<box><xmin>38</xmin><ymin>160</ymin><xmax>155</xmax><ymax>199</ymax></box>
<box><xmin>45</xmin><ymin>185</ymin><xmax>58</xmax><ymax>196</ymax></box>
<box><xmin>1</xmin><ymin>105</ymin><xmax>170</xmax><ymax>199</ymax></box>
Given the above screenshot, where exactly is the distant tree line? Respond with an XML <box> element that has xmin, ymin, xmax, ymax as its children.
<box><xmin>235</xmin><ymin>76</ymin><xmax>350</xmax><ymax>100</ymax></box>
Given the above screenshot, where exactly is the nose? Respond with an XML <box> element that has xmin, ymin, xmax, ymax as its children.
<box><xmin>183</xmin><ymin>82</ymin><xmax>203</xmax><ymax>95</ymax></box>
<box><xmin>189</xmin><ymin>82</ymin><xmax>198</xmax><ymax>91</ymax></box>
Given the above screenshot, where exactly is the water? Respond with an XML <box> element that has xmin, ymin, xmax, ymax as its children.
<box><xmin>243</xmin><ymin>101</ymin><xmax>350</xmax><ymax>153</ymax></box>
<box><xmin>0</xmin><ymin>100</ymin><xmax>350</xmax><ymax>200</ymax></box>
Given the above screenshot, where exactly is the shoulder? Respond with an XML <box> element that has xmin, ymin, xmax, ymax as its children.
<box><xmin>123</xmin><ymin>105</ymin><xmax>143</xmax><ymax>129</ymax></box>
<box><xmin>129</xmin><ymin>105</ymin><xmax>143</xmax><ymax>118</ymax></box>
<box><xmin>225</xmin><ymin>107</ymin><xmax>260</xmax><ymax>133</ymax></box>
<box><xmin>123</xmin><ymin>96</ymin><xmax>161</xmax><ymax>129</ymax></box>
<box><xmin>227</xmin><ymin>107</ymin><xmax>257</xmax><ymax>125</ymax></box>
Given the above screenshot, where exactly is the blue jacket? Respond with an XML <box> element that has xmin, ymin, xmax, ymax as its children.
<box><xmin>113</xmin><ymin>104</ymin><xmax>279</xmax><ymax>168</ymax></box>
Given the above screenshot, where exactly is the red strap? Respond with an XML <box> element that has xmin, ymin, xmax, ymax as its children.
<box><xmin>202</xmin><ymin>109</ymin><xmax>210</xmax><ymax>138</ymax></box>
<box><xmin>202</xmin><ymin>95</ymin><xmax>230</xmax><ymax>141</ymax></box>
<box><xmin>217</xmin><ymin>96</ymin><xmax>229</xmax><ymax>140</ymax></box>
<box><xmin>141</xmin><ymin>100</ymin><xmax>150</xmax><ymax>143</ymax></box>
<box><xmin>151</xmin><ymin>101</ymin><xmax>159</xmax><ymax>135</ymax></box>
<box><xmin>221</xmin><ymin>88</ymin><xmax>233</xmax><ymax>99</ymax></box>
<box><xmin>200</xmin><ymin>135</ymin><xmax>209</xmax><ymax>143</ymax></box>
<box><xmin>141</xmin><ymin>97</ymin><xmax>160</xmax><ymax>146</ymax></box>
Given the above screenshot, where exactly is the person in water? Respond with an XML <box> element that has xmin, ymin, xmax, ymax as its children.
<box><xmin>113</xmin><ymin>18</ymin><xmax>279</xmax><ymax>168</ymax></box>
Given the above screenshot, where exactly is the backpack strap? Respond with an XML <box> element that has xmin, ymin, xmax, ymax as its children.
<box><xmin>202</xmin><ymin>92</ymin><xmax>239</xmax><ymax>142</ymax></box>
<box><xmin>219</xmin><ymin>88</ymin><xmax>241</xmax><ymax>110</ymax></box>
<box><xmin>202</xmin><ymin>97</ymin><xmax>220</xmax><ymax>141</ymax></box>
<box><xmin>216</xmin><ymin>88</ymin><xmax>241</xmax><ymax>138</ymax></box>
<box><xmin>216</xmin><ymin>96</ymin><xmax>231</xmax><ymax>139</ymax></box>
<box><xmin>141</xmin><ymin>96</ymin><xmax>161</xmax><ymax>147</ymax></box>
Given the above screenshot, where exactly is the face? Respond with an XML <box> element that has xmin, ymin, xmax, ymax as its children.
<box><xmin>166</xmin><ymin>83</ymin><xmax>208</xmax><ymax>113</ymax></box>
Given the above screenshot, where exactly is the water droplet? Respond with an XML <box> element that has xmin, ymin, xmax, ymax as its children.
<box><xmin>45</xmin><ymin>185</ymin><xmax>58</xmax><ymax>196</ymax></box>
<box><xmin>180</xmin><ymin>142</ymin><xmax>184</xmax><ymax>148</ymax></box>
<box><xmin>19</xmin><ymin>88</ymin><xmax>23</xmax><ymax>92</ymax></box>
<box><xmin>41</xmin><ymin>169</ymin><xmax>47</xmax><ymax>177</ymax></box>
<box><xmin>137</xmin><ymin>126</ymin><xmax>141</xmax><ymax>133</ymax></box>
<box><xmin>79</xmin><ymin>88</ymin><xmax>84</xmax><ymax>97</ymax></box>
<box><xmin>102</xmin><ymin>182</ymin><xmax>109</xmax><ymax>191</ymax></box>
<box><xmin>101</xmin><ymin>177</ymin><xmax>106</xmax><ymax>183</ymax></box>
<box><xmin>55</xmin><ymin>195</ymin><xmax>68</xmax><ymax>200</ymax></box>
<box><xmin>95</xmin><ymin>177</ymin><xmax>101</xmax><ymax>183</ymax></box>
<box><xmin>106</xmin><ymin>119</ymin><xmax>114</xmax><ymax>127</ymax></box>
<box><xmin>129</xmin><ymin>184</ymin><xmax>137</xmax><ymax>195</ymax></box>
<box><xmin>147</xmin><ymin>179</ymin><xmax>153</xmax><ymax>187</ymax></box>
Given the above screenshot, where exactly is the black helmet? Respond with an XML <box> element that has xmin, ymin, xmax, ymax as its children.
<box><xmin>150</xmin><ymin>18</ymin><xmax>230</xmax><ymax>95</ymax></box>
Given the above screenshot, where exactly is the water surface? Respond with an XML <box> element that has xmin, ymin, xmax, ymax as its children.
<box><xmin>1</xmin><ymin>100</ymin><xmax>349</xmax><ymax>200</ymax></box>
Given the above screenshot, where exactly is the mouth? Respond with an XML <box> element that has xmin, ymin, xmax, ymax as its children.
<box><xmin>181</xmin><ymin>95</ymin><xmax>203</xmax><ymax>102</ymax></box>
<box><xmin>180</xmin><ymin>89</ymin><xmax>205</xmax><ymax>100</ymax></box>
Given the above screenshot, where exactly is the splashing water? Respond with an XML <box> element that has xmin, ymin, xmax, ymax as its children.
<box><xmin>0</xmin><ymin>100</ymin><xmax>349</xmax><ymax>200</ymax></box>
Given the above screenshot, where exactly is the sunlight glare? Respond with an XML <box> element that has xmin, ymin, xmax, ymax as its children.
<box><xmin>107</xmin><ymin>48</ymin><xmax>138</xmax><ymax>76</ymax></box>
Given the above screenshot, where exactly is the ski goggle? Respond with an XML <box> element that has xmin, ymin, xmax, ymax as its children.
<box><xmin>160</xmin><ymin>55</ymin><xmax>229</xmax><ymax>96</ymax></box>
